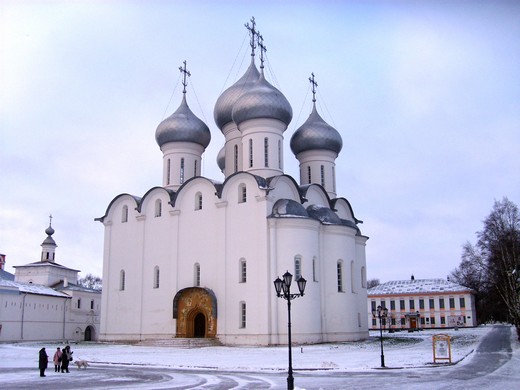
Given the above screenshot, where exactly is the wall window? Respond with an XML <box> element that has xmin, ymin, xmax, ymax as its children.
<box><xmin>337</xmin><ymin>260</ymin><xmax>344</xmax><ymax>292</ymax></box>
<box><xmin>248</xmin><ymin>139</ymin><xmax>253</xmax><ymax>168</ymax></box>
<box><xmin>195</xmin><ymin>192</ymin><xmax>203</xmax><ymax>210</ymax></box>
<box><xmin>371</xmin><ymin>301</ymin><xmax>376</xmax><ymax>311</ymax></box>
<box><xmin>401</xmin><ymin>318</ymin><xmax>406</xmax><ymax>326</ymax></box>
<box><xmin>194</xmin><ymin>160</ymin><xmax>198</xmax><ymax>176</ymax></box>
<box><xmin>409</xmin><ymin>299</ymin><xmax>415</xmax><ymax>310</ymax></box>
<box><xmin>391</xmin><ymin>318</ymin><xmax>396</xmax><ymax>326</ymax></box>
<box><xmin>350</xmin><ymin>261</ymin><xmax>355</xmax><ymax>293</ymax></box>
<box><xmin>264</xmin><ymin>137</ymin><xmax>269</xmax><ymax>167</ymax></box>
<box><xmin>429</xmin><ymin>299</ymin><xmax>435</xmax><ymax>309</ymax></box>
<box><xmin>238</xmin><ymin>184</ymin><xmax>247</xmax><ymax>203</ymax></box>
<box><xmin>421</xmin><ymin>317</ymin><xmax>425</xmax><ymax>325</ymax></box>
<box><xmin>240</xmin><ymin>302</ymin><xmax>247</xmax><ymax>328</ymax></box>
<box><xmin>449</xmin><ymin>298</ymin><xmax>455</xmax><ymax>309</ymax></box>
<box><xmin>77</xmin><ymin>298</ymin><xmax>81</xmax><ymax>309</ymax></box>
<box><xmin>294</xmin><ymin>256</ymin><xmax>302</xmax><ymax>280</ymax></box>
<box><xmin>278</xmin><ymin>140</ymin><xmax>282</xmax><ymax>169</ymax></box>
<box><xmin>361</xmin><ymin>266</ymin><xmax>366</xmax><ymax>288</ymax></box>
<box><xmin>239</xmin><ymin>259</ymin><xmax>247</xmax><ymax>283</ymax></box>
<box><xmin>180</xmin><ymin>158</ymin><xmax>185</xmax><ymax>184</ymax></box>
<box><xmin>431</xmin><ymin>317</ymin><xmax>436</xmax><ymax>325</ymax></box>
<box><xmin>400</xmin><ymin>300</ymin><xmax>406</xmax><ymax>310</ymax></box>
<box><xmin>312</xmin><ymin>257</ymin><xmax>317</xmax><ymax>282</ymax></box>
<box><xmin>372</xmin><ymin>318</ymin><xmax>377</xmax><ymax>326</ymax></box>
<box><xmin>439</xmin><ymin>298</ymin><xmax>445</xmax><ymax>309</ymax></box>
<box><xmin>459</xmin><ymin>297</ymin><xmax>466</xmax><ymax>308</ymax></box>
<box><xmin>320</xmin><ymin>165</ymin><xmax>325</xmax><ymax>187</ymax></box>
<box><xmin>154</xmin><ymin>266</ymin><xmax>160</xmax><ymax>289</ymax></box>
<box><xmin>419</xmin><ymin>299</ymin><xmax>424</xmax><ymax>310</ymax></box>
<box><xmin>155</xmin><ymin>199</ymin><xmax>162</xmax><ymax>217</ymax></box>
<box><xmin>234</xmin><ymin>145</ymin><xmax>239</xmax><ymax>173</ymax></box>
<box><xmin>380</xmin><ymin>300</ymin><xmax>386</xmax><ymax>309</ymax></box>
<box><xmin>194</xmin><ymin>263</ymin><xmax>201</xmax><ymax>287</ymax></box>
<box><xmin>307</xmin><ymin>166</ymin><xmax>311</xmax><ymax>184</ymax></box>
<box><xmin>390</xmin><ymin>300</ymin><xmax>396</xmax><ymax>310</ymax></box>
<box><xmin>90</xmin><ymin>300</ymin><xmax>94</xmax><ymax>310</ymax></box>
<box><xmin>120</xmin><ymin>270</ymin><xmax>126</xmax><ymax>291</ymax></box>
<box><xmin>441</xmin><ymin>316</ymin><xmax>446</xmax><ymax>325</ymax></box>
<box><xmin>167</xmin><ymin>159</ymin><xmax>171</xmax><ymax>185</ymax></box>
<box><xmin>122</xmin><ymin>205</ymin><xmax>128</xmax><ymax>223</ymax></box>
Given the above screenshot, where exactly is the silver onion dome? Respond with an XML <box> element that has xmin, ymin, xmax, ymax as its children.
<box><xmin>214</xmin><ymin>59</ymin><xmax>260</xmax><ymax>130</ymax></box>
<box><xmin>231</xmin><ymin>72</ymin><xmax>293</xmax><ymax>127</ymax></box>
<box><xmin>290</xmin><ymin>103</ymin><xmax>342</xmax><ymax>155</ymax></box>
<box><xmin>155</xmin><ymin>95</ymin><xmax>211</xmax><ymax>148</ymax></box>
<box><xmin>216</xmin><ymin>146</ymin><xmax>225</xmax><ymax>171</ymax></box>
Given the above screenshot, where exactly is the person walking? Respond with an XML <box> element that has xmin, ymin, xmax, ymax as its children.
<box><xmin>38</xmin><ymin>347</ymin><xmax>48</xmax><ymax>377</ymax></box>
<box><xmin>60</xmin><ymin>345</ymin><xmax>72</xmax><ymax>373</ymax></box>
<box><xmin>53</xmin><ymin>347</ymin><xmax>62</xmax><ymax>372</ymax></box>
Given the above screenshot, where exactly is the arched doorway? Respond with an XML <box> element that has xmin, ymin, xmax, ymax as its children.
<box><xmin>172</xmin><ymin>287</ymin><xmax>217</xmax><ymax>338</ymax></box>
<box><xmin>193</xmin><ymin>312</ymin><xmax>206</xmax><ymax>338</ymax></box>
<box><xmin>84</xmin><ymin>325</ymin><xmax>94</xmax><ymax>341</ymax></box>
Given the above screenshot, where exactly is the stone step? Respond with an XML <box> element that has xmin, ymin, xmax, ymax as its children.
<box><xmin>137</xmin><ymin>338</ymin><xmax>222</xmax><ymax>348</ymax></box>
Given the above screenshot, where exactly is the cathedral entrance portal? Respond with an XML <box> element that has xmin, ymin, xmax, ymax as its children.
<box><xmin>172</xmin><ymin>287</ymin><xmax>217</xmax><ymax>338</ymax></box>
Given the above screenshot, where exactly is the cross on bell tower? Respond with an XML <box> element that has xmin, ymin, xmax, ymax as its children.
<box><xmin>179</xmin><ymin>60</ymin><xmax>191</xmax><ymax>94</ymax></box>
<box><xmin>309</xmin><ymin>72</ymin><xmax>318</xmax><ymax>103</ymax></box>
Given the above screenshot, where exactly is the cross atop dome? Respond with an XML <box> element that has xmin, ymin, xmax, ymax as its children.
<box><xmin>309</xmin><ymin>72</ymin><xmax>318</xmax><ymax>103</ymax></box>
<box><xmin>258</xmin><ymin>33</ymin><xmax>266</xmax><ymax>70</ymax></box>
<box><xmin>179</xmin><ymin>60</ymin><xmax>191</xmax><ymax>94</ymax></box>
<box><xmin>245</xmin><ymin>17</ymin><xmax>258</xmax><ymax>57</ymax></box>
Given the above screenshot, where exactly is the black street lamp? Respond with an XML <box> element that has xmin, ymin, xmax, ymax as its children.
<box><xmin>372</xmin><ymin>305</ymin><xmax>389</xmax><ymax>367</ymax></box>
<box><xmin>273</xmin><ymin>271</ymin><xmax>307</xmax><ymax>390</ymax></box>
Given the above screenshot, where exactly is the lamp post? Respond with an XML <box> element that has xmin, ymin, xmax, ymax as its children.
<box><xmin>273</xmin><ymin>271</ymin><xmax>307</xmax><ymax>390</ymax></box>
<box><xmin>372</xmin><ymin>305</ymin><xmax>389</xmax><ymax>367</ymax></box>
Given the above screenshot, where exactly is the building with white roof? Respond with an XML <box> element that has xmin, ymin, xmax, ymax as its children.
<box><xmin>96</xmin><ymin>20</ymin><xmax>369</xmax><ymax>346</ymax></box>
<box><xmin>368</xmin><ymin>276</ymin><xmax>477</xmax><ymax>331</ymax></box>
<box><xmin>0</xmin><ymin>220</ymin><xmax>101</xmax><ymax>342</ymax></box>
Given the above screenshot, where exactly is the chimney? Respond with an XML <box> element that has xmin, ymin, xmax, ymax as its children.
<box><xmin>0</xmin><ymin>254</ymin><xmax>5</xmax><ymax>270</ymax></box>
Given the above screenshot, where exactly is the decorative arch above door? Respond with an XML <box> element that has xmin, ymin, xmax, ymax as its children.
<box><xmin>173</xmin><ymin>287</ymin><xmax>217</xmax><ymax>338</ymax></box>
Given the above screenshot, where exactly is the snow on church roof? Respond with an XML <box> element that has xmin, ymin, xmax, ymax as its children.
<box><xmin>0</xmin><ymin>279</ymin><xmax>70</xmax><ymax>298</ymax></box>
<box><xmin>368</xmin><ymin>278</ymin><xmax>472</xmax><ymax>296</ymax></box>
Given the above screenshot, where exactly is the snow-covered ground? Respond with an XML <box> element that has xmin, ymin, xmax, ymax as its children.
<box><xmin>0</xmin><ymin>325</ymin><xmax>511</xmax><ymax>372</ymax></box>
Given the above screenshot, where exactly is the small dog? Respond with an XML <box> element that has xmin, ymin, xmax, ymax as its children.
<box><xmin>74</xmin><ymin>359</ymin><xmax>89</xmax><ymax>369</ymax></box>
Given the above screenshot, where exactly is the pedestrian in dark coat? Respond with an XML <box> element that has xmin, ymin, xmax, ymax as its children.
<box><xmin>38</xmin><ymin>348</ymin><xmax>48</xmax><ymax>377</ymax></box>
<box><xmin>61</xmin><ymin>345</ymin><xmax>72</xmax><ymax>373</ymax></box>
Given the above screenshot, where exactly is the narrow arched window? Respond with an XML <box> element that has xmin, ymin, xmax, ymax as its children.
<box><xmin>120</xmin><ymin>270</ymin><xmax>126</xmax><ymax>291</ymax></box>
<box><xmin>240</xmin><ymin>301</ymin><xmax>247</xmax><ymax>328</ymax></box>
<box><xmin>312</xmin><ymin>256</ymin><xmax>318</xmax><ymax>282</ymax></box>
<box><xmin>155</xmin><ymin>199</ymin><xmax>162</xmax><ymax>217</ymax></box>
<box><xmin>194</xmin><ymin>263</ymin><xmax>200</xmax><ymax>287</ymax></box>
<box><xmin>278</xmin><ymin>140</ymin><xmax>282</xmax><ymax>169</ymax></box>
<box><xmin>248</xmin><ymin>139</ymin><xmax>253</xmax><ymax>168</ymax></box>
<box><xmin>122</xmin><ymin>205</ymin><xmax>128</xmax><ymax>223</ymax></box>
<box><xmin>234</xmin><ymin>144</ymin><xmax>239</xmax><ymax>173</ymax></box>
<box><xmin>153</xmin><ymin>266</ymin><xmax>160</xmax><ymax>289</ymax></box>
<box><xmin>194</xmin><ymin>160</ymin><xmax>198</xmax><ymax>176</ymax></box>
<box><xmin>320</xmin><ymin>165</ymin><xmax>325</xmax><ymax>187</ymax></box>
<box><xmin>239</xmin><ymin>259</ymin><xmax>247</xmax><ymax>283</ymax></box>
<box><xmin>167</xmin><ymin>159</ymin><xmax>171</xmax><ymax>185</ymax></box>
<box><xmin>351</xmin><ymin>260</ymin><xmax>356</xmax><ymax>293</ymax></box>
<box><xmin>195</xmin><ymin>192</ymin><xmax>202</xmax><ymax>210</ymax></box>
<box><xmin>337</xmin><ymin>260</ymin><xmax>343</xmax><ymax>292</ymax></box>
<box><xmin>180</xmin><ymin>158</ymin><xmax>185</xmax><ymax>184</ymax></box>
<box><xmin>264</xmin><ymin>137</ymin><xmax>269</xmax><ymax>167</ymax></box>
<box><xmin>294</xmin><ymin>256</ymin><xmax>302</xmax><ymax>280</ymax></box>
<box><xmin>238</xmin><ymin>184</ymin><xmax>247</xmax><ymax>203</ymax></box>
<box><xmin>361</xmin><ymin>266</ymin><xmax>367</xmax><ymax>288</ymax></box>
<box><xmin>307</xmin><ymin>166</ymin><xmax>312</xmax><ymax>184</ymax></box>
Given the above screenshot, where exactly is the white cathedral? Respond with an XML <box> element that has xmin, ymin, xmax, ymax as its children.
<box><xmin>97</xmin><ymin>20</ymin><xmax>369</xmax><ymax>346</ymax></box>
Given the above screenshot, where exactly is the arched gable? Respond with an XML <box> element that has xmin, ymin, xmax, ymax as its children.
<box><xmin>95</xmin><ymin>193</ymin><xmax>141</xmax><ymax>223</ymax></box>
<box><xmin>219</xmin><ymin>171</ymin><xmax>266</xmax><ymax>203</ymax></box>
<box><xmin>267</xmin><ymin>175</ymin><xmax>304</xmax><ymax>203</ymax></box>
<box><xmin>171</xmin><ymin>176</ymin><xmax>220</xmax><ymax>210</ymax></box>
<box><xmin>331</xmin><ymin>198</ymin><xmax>362</xmax><ymax>224</ymax></box>
<box><xmin>300</xmin><ymin>184</ymin><xmax>330</xmax><ymax>208</ymax></box>
<box><xmin>137</xmin><ymin>186</ymin><xmax>175</xmax><ymax>214</ymax></box>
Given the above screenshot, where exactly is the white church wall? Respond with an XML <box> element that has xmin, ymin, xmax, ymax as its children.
<box><xmin>266</xmin><ymin>176</ymin><xmax>302</xmax><ymax>204</ymax></box>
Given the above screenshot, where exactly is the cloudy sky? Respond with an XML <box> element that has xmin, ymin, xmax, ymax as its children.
<box><xmin>1</xmin><ymin>0</ymin><xmax>519</xmax><ymax>283</ymax></box>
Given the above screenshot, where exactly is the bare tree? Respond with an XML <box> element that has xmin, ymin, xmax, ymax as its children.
<box><xmin>367</xmin><ymin>278</ymin><xmax>381</xmax><ymax>289</ymax></box>
<box><xmin>78</xmin><ymin>273</ymin><xmax>102</xmax><ymax>290</ymax></box>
